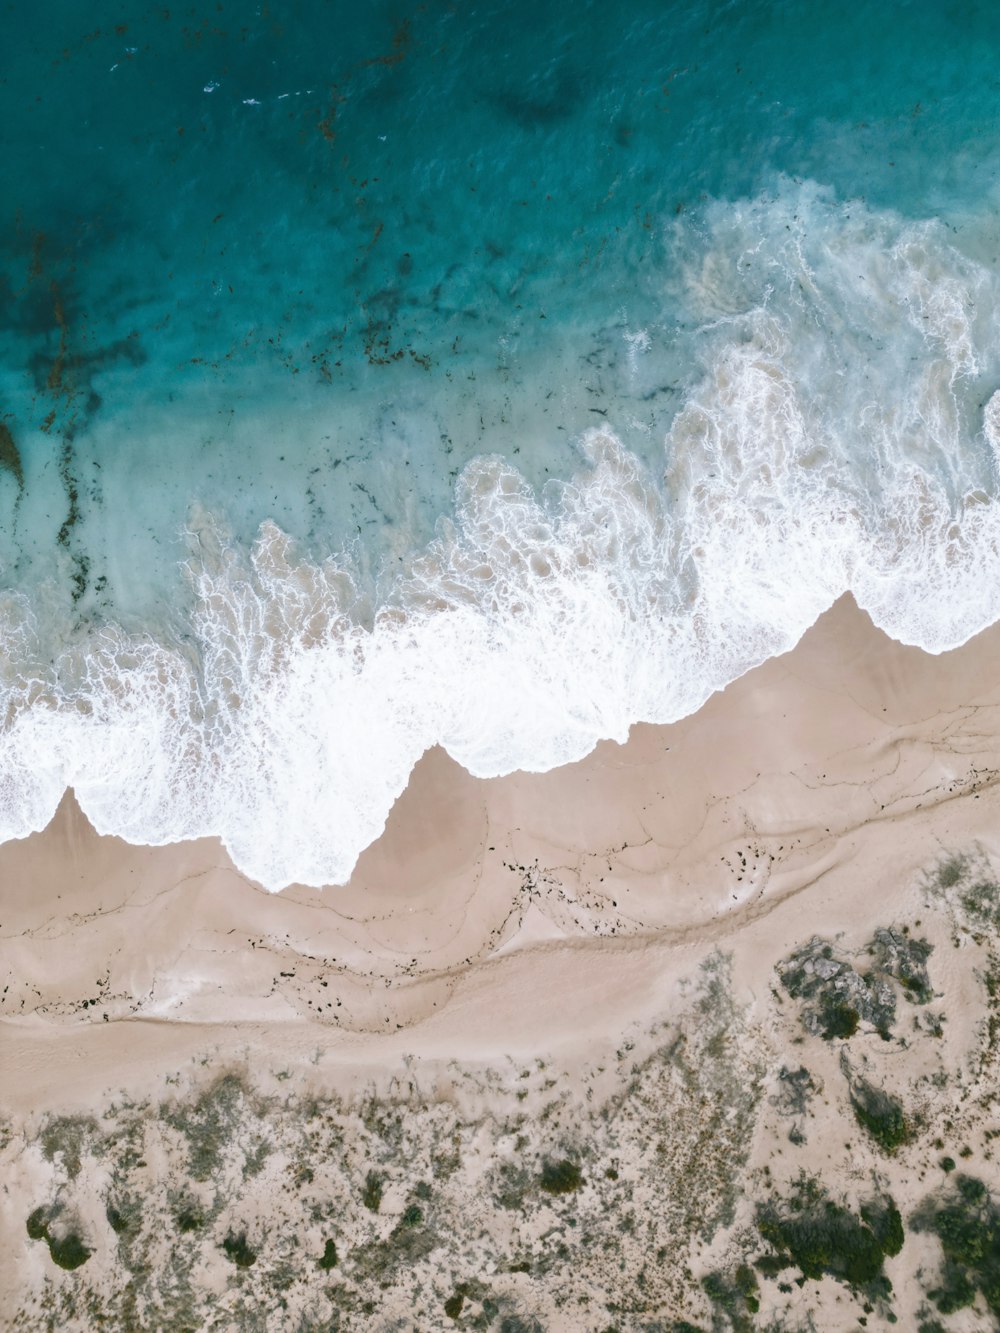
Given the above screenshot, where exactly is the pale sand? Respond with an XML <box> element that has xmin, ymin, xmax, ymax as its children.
<box><xmin>4</xmin><ymin>595</ymin><xmax>999</xmax><ymax>1089</ymax></box>
<box><xmin>4</xmin><ymin>593</ymin><xmax>1000</xmax><ymax>1328</ymax></box>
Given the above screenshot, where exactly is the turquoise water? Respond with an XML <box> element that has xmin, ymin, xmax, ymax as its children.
<box><xmin>4</xmin><ymin>1</ymin><xmax>1000</xmax><ymax>886</ymax></box>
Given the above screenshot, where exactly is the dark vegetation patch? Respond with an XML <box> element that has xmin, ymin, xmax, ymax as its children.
<box><xmin>25</xmin><ymin>1206</ymin><xmax>93</xmax><ymax>1270</ymax></box>
<box><xmin>362</xmin><ymin>1170</ymin><xmax>383</xmax><ymax>1212</ymax></box>
<box><xmin>770</xmin><ymin>1065</ymin><xmax>819</xmax><ymax>1143</ymax></box>
<box><xmin>754</xmin><ymin>1174</ymin><xmax>902</xmax><ymax>1305</ymax></box>
<box><xmin>48</xmin><ymin>1231</ymin><xmax>94</xmax><ymax>1271</ymax></box>
<box><xmin>960</xmin><ymin>878</ymin><xmax>1000</xmax><ymax>930</ymax></box>
<box><xmin>912</xmin><ymin>1174</ymin><xmax>1000</xmax><ymax>1319</ymax></box>
<box><xmin>937</xmin><ymin>854</ymin><xmax>968</xmax><ymax>890</ymax></box>
<box><xmin>539</xmin><ymin>1158</ymin><xmax>583</xmax><ymax>1196</ymax></box>
<box><xmin>849</xmin><ymin>1076</ymin><xmax>912</xmax><ymax>1154</ymax></box>
<box><xmin>175</xmin><ymin>1204</ymin><xmax>204</xmax><ymax>1233</ymax></box>
<box><xmin>105</xmin><ymin>1196</ymin><xmax>142</xmax><ymax>1238</ymax></box>
<box><xmin>26</xmin><ymin>1206</ymin><xmax>50</xmax><ymax>1241</ymax></box>
<box><xmin>222</xmin><ymin>1230</ymin><xmax>257</xmax><ymax>1268</ymax></box>
<box><xmin>494</xmin><ymin>1161</ymin><xmax>532</xmax><ymax>1211</ymax></box>
<box><xmin>318</xmin><ymin>1238</ymin><xmax>338</xmax><ymax>1270</ymax></box>
<box><xmin>702</xmin><ymin>1262</ymin><xmax>759</xmax><ymax>1329</ymax></box>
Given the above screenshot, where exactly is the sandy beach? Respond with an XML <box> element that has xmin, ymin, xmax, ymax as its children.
<box><xmin>5</xmin><ymin>595</ymin><xmax>1000</xmax><ymax>1329</ymax></box>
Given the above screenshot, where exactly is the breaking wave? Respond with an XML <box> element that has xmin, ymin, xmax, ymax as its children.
<box><xmin>4</xmin><ymin>182</ymin><xmax>1000</xmax><ymax>889</ymax></box>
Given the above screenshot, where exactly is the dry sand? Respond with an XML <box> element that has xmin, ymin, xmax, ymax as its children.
<box><xmin>4</xmin><ymin>594</ymin><xmax>1000</xmax><ymax>1329</ymax></box>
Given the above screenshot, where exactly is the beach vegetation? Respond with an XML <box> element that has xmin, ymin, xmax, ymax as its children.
<box><xmin>48</xmin><ymin>1230</ymin><xmax>94</xmax><ymax>1271</ymax></box>
<box><xmin>754</xmin><ymin>1174</ymin><xmax>902</xmax><ymax>1303</ymax></box>
<box><xmin>929</xmin><ymin>851</ymin><xmax>1000</xmax><ymax>933</ymax></box>
<box><xmin>771</xmin><ymin>1065</ymin><xmax>819</xmax><ymax>1141</ymax></box>
<box><xmin>105</xmin><ymin>1196</ymin><xmax>142</xmax><ymax>1238</ymax></box>
<box><xmin>39</xmin><ymin>1115</ymin><xmax>98</xmax><ymax>1179</ymax></box>
<box><xmin>222</xmin><ymin>1230</ymin><xmax>257</xmax><ymax>1268</ymax></box>
<box><xmin>819</xmin><ymin>997</ymin><xmax>860</xmax><ymax>1039</ymax></box>
<box><xmin>959</xmin><ymin>879</ymin><xmax>1000</xmax><ymax>927</ymax></box>
<box><xmin>362</xmin><ymin>1169</ymin><xmax>383</xmax><ymax>1212</ymax></box>
<box><xmin>702</xmin><ymin>1262</ymin><xmax>759</xmax><ymax>1328</ymax></box>
<box><xmin>494</xmin><ymin>1161</ymin><xmax>532</xmax><ymax>1210</ymax></box>
<box><xmin>937</xmin><ymin>854</ymin><xmax>969</xmax><ymax>890</ymax></box>
<box><xmin>912</xmin><ymin>1174</ymin><xmax>1000</xmax><ymax>1319</ymax></box>
<box><xmin>161</xmin><ymin>1073</ymin><xmax>248</xmax><ymax>1181</ymax></box>
<box><xmin>26</xmin><ymin>1207</ymin><xmax>93</xmax><ymax>1270</ymax></box>
<box><xmin>539</xmin><ymin>1158</ymin><xmax>583</xmax><ymax>1195</ymax></box>
<box><xmin>850</xmin><ymin>1078</ymin><xmax>911</xmax><ymax>1154</ymax></box>
<box><xmin>0</xmin><ymin>421</ymin><xmax>23</xmax><ymax>489</ymax></box>
<box><xmin>241</xmin><ymin>1136</ymin><xmax>271</xmax><ymax>1179</ymax></box>
<box><xmin>26</xmin><ymin>1206</ymin><xmax>50</xmax><ymax>1240</ymax></box>
<box><xmin>175</xmin><ymin>1203</ymin><xmax>204</xmax><ymax>1232</ymax></box>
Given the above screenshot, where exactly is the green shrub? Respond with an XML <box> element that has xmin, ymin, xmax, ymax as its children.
<box><xmin>176</xmin><ymin>1206</ymin><xmax>203</xmax><ymax>1232</ymax></box>
<box><xmin>25</xmin><ymin>1207</ymin><xmax>93</xmax><ymax>1270</ymax></box>
<box><xmin>820</xmin><ymin>999</ymin><xmax>860</xmax><ymax>1040</ymax></box>
<box><xmin>362</xmin><ymin>1170</ymin><xmax>383</xmax><ymax>1212</ymax></box>
<box><xmin>48</xmin><ymin>1232</ymin><xmax>93</xmax><ymax>1271</ymax></box>
<box><xmin>702</xmin><ymin>1263</ymin><xmax>759</xmax><ymax>1329</ymax></box>
<box><xmin>539</xmin><ymin>1159</ymin><xmax>583</xmax><ymax>1195</ymax></box>
<box><xmin>912</xmin><ymin>1174</ymin><xmax>1000</xmax><ymax>1319</ymax></box>
<box><xmin>850</xmin><ymin>1079</ymin><xmax>910</xmax><ymax>1154</ymax></box>
<box><xmin>755</xmin><ymin>1175</ymin><xmax>902</xmax><ymax>1300</ymax></box>
<box><xmin>222</xmin><ymin>1231</ymin><xmax>256</xmax><ymax>1268</ymax></box>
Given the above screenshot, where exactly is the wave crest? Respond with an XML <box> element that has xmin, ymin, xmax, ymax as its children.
<box><xmin>4</xmin><ymin>182</ymin><xmax>1000</xmax><ymax>888</ymax></box>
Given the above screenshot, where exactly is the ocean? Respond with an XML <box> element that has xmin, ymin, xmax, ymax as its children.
<box><xmin>3</xmin><ymin>0</ymin><xmax>1000</xmax><ymax>887</ymax></box>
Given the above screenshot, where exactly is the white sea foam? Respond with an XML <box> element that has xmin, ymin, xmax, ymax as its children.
<box><xmin>3</xmin><ymin>181</ymin><xmax>1000</xmax><ymax>888</ymax></box>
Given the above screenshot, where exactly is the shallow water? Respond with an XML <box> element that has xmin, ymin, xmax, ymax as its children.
<box><xmin>3</xmin><ymin>1</ymin><xmax>1000</xmax><ymax>886</ymax></box>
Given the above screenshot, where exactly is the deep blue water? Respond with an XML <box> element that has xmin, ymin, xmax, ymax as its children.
<box><xmin>3</xmin><ymin>1</ymin><xmax>1000</xmax><ymax>885</ymax></box>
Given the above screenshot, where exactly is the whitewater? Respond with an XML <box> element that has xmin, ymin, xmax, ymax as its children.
<box><xmin>0</xmin><ymin>179</ymin><xmax>998</xmax><ymax>887</ymax></box>
<box><xmin>5</xmin><ymin>1</ymin><xmax>1000</xmax><ymax>886</ymax></box>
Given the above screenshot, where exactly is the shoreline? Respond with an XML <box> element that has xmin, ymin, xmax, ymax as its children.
<box><xmin>4</xmin><ymin>594</ymin><xmax>1000</xmax><ymax>1099</ymax></box>
<box><xmin>6</xmin><ymin>593</ymin><xmax>1000</xmax><ymax>1327</ymax></box>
